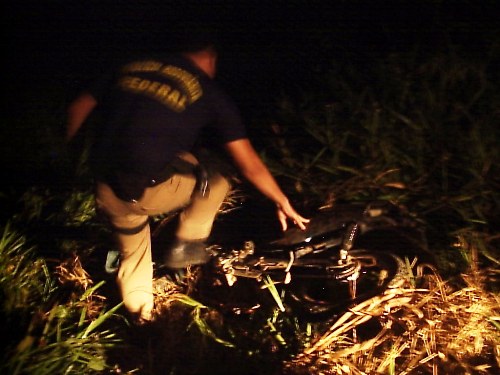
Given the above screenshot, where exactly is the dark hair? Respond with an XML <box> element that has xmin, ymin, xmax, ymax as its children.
<box><xmin>170</xmin><ymin>25</ymin><xmax>220</xmax><ymax>53</ymax></box>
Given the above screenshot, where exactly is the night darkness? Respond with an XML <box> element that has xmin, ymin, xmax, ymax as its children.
<box><xmin>4</xmin><ymin>1</ymin><xmax>499</xmax><ymax>114</ymax></box>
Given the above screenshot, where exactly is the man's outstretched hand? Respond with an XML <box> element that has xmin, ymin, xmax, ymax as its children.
<box><xmin>276</xmin><ymin>200</ymin><xmax>310</xmax><ymax>231</ymax></box>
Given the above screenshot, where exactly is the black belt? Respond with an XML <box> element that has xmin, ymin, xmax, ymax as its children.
<box><xmin>150</xmin><ymin>157</ymin><xmax>209</xmax><ymax>197</ymax></box>
<box><xmin>149</xmin><ymin>157</ymin><xmax>196</xmax><ymax>185</ymax></box>
<box><xmin>107</xmin><ymin>157</ymin><xmax>210</xmax><ymax>202</ymax></box>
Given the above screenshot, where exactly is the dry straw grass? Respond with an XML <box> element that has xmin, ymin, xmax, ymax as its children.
<box><xmin>52</xmin><ymin>231</ymin><xmax>499</xmax><ymax>375</ymax></box>
<box><xmin>53</xmin><ymin>250</ymin><xmax>499</xmax><ymax>374</ymax></box>
<box><xmin>55</xmin><ymin>254</ymin><xmax>94</xmax><ymax>290</ymax></box>
<box><xmin>283</xmin><ymin>266</ymin><xmax>499</xmax><ymax>374</ymax></box>
<box><xmin>55</xmin><ymin>254</ymin><xmax>107</xmax><ymax>319</ymax></box>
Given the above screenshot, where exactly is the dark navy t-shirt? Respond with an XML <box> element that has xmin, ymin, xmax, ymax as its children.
<box><xmin>90</xmin><ymin>54</ymin><xmax>247</xmax><ymax>178</ymax></box>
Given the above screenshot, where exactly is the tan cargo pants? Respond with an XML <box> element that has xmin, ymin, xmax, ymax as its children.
<box><xmin>95</xmin><ymin>154</ymin><xmax>230</xmax><ymax>320</ymax></box>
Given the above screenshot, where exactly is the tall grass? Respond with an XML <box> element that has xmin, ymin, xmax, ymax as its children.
<box><xmin>0</xmin><ymin>223</ymin><xmax>53</xmax><ymax>323</ymax></box>
<box><xmin>262</xmin><ymin>46</ymin><xmax>499</xmax><ymax>276</ymax></box>
<box><xmin>0</xmin><ymin>125</ymin><xmax>123</xmax><ymax>373</ymax></box>
<box><xmin>0</xmin><ymin>222</ymin><xmax>122</xmax><ymax>374</ymax></box>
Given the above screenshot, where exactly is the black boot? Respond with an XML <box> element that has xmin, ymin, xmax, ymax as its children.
<box><xmin>163</xmin><ymin>238</ymin><xmax>210</xmax><ymax>269</ymax></box>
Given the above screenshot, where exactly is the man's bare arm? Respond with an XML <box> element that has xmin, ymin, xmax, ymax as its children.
<box><xmin>66</xmin><ymin>92</ymin><xmax>98</xmax><ymax>141</ymax></box>
<box><xmin>224</xmin><ymin>138</ymin><xmax>309</xmax><ymax>231</ymax></box>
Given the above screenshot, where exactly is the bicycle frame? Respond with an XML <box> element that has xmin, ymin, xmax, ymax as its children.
<box><xmin>211</xmin><ymin>201</ymin><xmax>409</xmax><ymax>287</ymax></box>
<box><xmin>199</xmin><ymin>200</ymin><xmax>421</xmax><ymax>318</ymax></box>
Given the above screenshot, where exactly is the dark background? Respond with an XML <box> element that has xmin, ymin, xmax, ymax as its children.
<box><xmin>4</xmin><ymin>1</ymin><xmax>499</xmax><ymax>112</ymax></box>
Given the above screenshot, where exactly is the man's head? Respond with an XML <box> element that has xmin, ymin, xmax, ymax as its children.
<box><xmin>183</xmin><ymin>45</ymin><xmax>217</xmax><ymax>78</ymax></box>
<box><xmin>172</xmin><ymin>27</ymin><xmax>219</xmax><ymax>78</ymax></box>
